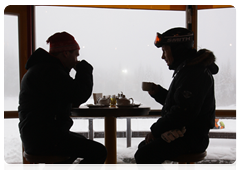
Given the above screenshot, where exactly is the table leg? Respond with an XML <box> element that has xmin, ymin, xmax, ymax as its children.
<box><xmin>104</xmin><ymin>116</ymin><xmax>117</xmax><ymax>164</ymax></box>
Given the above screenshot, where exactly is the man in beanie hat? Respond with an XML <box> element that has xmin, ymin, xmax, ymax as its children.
<box><xmin>18</xmin><ymin>32</ymin><xmax>107</xmax><ymax>164</ymax></box>
<box><xmin>134</xmin><ymin>27</ymin><xmax>218</xmax><ymax>164</ymax></box>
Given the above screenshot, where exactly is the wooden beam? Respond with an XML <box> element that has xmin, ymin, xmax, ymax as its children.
<box><xmin>186</xmin><ymin>5</ymin><xmax>198</xmax><ymax>49</ymax></box>
<box><xmin>5</xmin><ymin>110</ymin><xmax>236</xmax><ymax>119</ymax></box>
<box><xmin>4</xmin><ymin>111</ymin><xmax>19</xmax><ymax>118</ymax></box>
<box><xmin>215</xmin><ymin>110</ymin><xmax>236</xmax><ymax>117</ymax></box>
<box><xmin>198</xmin><ymin>5</ymin><xmax>234</xmax><ymax>10</ymax></box>
<box><xmin>52</xmin><ymin>5</ymin><xmax>186</xmax><ymax>11</ymax></box>
<box><xmin>49</xmin><ymin>5</ymin><xmax>233</xmax><ymax>11</ymax></box>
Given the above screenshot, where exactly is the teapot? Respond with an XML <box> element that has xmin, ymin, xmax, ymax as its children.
<box><xmin>116</xmin><ymin>92</ymin><xmax>134</xmax><ymax>105</ymax></box>
<box><xmin>97</xmin><ymin>95</ymin><xmax>110</xmax><ymax>105</ymax></box>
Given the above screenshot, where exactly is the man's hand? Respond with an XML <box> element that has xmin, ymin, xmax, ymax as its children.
<box><xmin>145</xmin><ymin>132</ymin><xmax>155</xmax><ymax>144</ymax></box>
<box><xmin>148</xmin><ymin>83</ymin><xmax>159</xmax><ymax>96</ymax></box>
<box><xmin>161</xmin><ymin>127</ymin><xmax>186</xmax><ymax>143</ymax></box>
<box><xmin>73</xmin><ymin>60</ymin><xmax>81</xmax><ymax>70</ymax></box>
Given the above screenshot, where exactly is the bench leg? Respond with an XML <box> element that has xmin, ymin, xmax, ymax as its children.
<box><xmin>178</xmin><ymin>162</ymin><xmax>186</xmax><ymax>170</ymax></box>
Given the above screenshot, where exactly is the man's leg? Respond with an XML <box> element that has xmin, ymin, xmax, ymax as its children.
<box><xmin>56</xmin><ymin>131</ymin><xmax>107</xmax><ymax>164</ymax></box>
<box><xmin>134</xmin><ymin>137</ymin><xmax>189</xmax><ymax>164</ymax></box>
<box><xmin>135</xmin><ymin>139</ymin><xmax>165</xmax><ymax>164</ymax></box>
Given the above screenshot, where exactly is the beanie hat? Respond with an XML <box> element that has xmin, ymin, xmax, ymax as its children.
<box><xmin>46</xmin><ymin>32</ymin><xmax>80</xmax><ymax>53</ymax></box>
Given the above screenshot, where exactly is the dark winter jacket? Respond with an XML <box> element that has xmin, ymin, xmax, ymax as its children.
<box><xmin>18</xmin><ymin>48</ymin><xmax>93</xmax><ymax>154</ymax></box>
<box><xmin>150</xmin><ymin>49</ymin><xmax>218</xmax><ymax>143</ymax></box>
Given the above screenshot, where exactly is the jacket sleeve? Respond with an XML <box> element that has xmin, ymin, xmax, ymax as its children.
<box><xmin>150</xmin><ymin>69</ymin><xmax>213</xmax><ymax>138</ymax></box>
<box><xmin>48</xmin><ymin>60</ymin><xmax>93</xmax><ymax>108</ymax></box>
<box><xmin>150</xmin><ymin>85</ymin><xmax>168</xmax><ymax>105</ymax></box>
<box><xmin>71</xmin><ymin>60</ymin><xmax>93</xmax><ymax>107</ymax></box>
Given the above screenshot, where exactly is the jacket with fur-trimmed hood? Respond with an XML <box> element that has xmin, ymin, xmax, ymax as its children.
<box><xmin>150</xmin><ymin>48</ymin><xmax>218</xmax><ymax>152</ymax></box>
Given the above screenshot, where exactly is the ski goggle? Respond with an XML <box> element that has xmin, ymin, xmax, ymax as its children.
<box><xmin>154</xmin><ymin>32</ymin><xmax>194</xmax><ymax>48</ymax></box>
<box><xmin>154</xmin><ymin>33</ymin><xmax>163</xmax><ymax>48</ymax></box>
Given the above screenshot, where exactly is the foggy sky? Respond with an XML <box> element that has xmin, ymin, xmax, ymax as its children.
<box><xmin>4</xmin><ymin>6</ymin><xmax>236</xmax><ymax>110</ymax></box>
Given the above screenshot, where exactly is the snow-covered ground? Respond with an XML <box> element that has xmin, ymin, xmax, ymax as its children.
<box><xmin>4</xmin><ymin>118</ymin><xmax>236</xmax><ymax>164</ymax></box>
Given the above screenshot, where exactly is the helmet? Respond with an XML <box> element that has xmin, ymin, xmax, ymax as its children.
<box><xmin>154</xmin><ymin>27</ymin><xmax>194</xmax><ymax>49</ymax></box>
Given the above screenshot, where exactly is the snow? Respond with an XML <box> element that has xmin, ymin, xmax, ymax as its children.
<box><xmin>4</xmin><ymin>118</ymin><xmax>236</xmax><ymax>165</ymax></box>
<box><xmin>205</xmin><ymin>139</ymin><xmax>236</xmax><ymax>160</ymax></box>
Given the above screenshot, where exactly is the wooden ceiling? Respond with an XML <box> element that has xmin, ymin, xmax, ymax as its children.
<box><xmin>56</xmin><ymin>5</ymin><xmax>234</xmax><ymax>11</ymax></box>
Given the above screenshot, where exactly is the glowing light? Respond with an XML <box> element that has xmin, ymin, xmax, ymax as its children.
<box><xmin>122</xmin><ymin>69</ymin><xmax>128</xmax><ymax>73</ymax></box>
<box><xmin>115</xmin><ymin>47</ymin><xmax>117</xmax><ymax>50</ymax></box>
<box><xmin>82</xmin><ymin>46</ymin><xmax>85</xmax><ymax>48</ymax></box>
<box><xmin>229</xmin><ymin>44</ymin><xmax>232</xmax><ymax>46</ymax></box>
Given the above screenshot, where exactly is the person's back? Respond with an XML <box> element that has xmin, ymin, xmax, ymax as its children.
<box><xmin>19</xmin><ymin>48</ymin><xmax>76</xmax><ymax>154</ymax></box>
<box><xmin>18</xmin><ymin>32</ymin><xmax>107</xmax><ymax>163</ymax></box>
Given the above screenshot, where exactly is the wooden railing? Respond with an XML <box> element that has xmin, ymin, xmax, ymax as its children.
<box><xmin>72</xmin><ymin>110</ymin><xmax>236</xmax><ymax>147</ymax></box>
<box><xmin>4</xmin><ymin>109</ymin><xmax>236</xmax><ymax>147</ymax></box>
<box><xmin>4</xmin><ymin>109</ymin><xmax>236</xmax><ymax>164</ymax></box>
<box><xmin>4</xmin><ymin>109</ymin><xmax>236</xmax><ymax>119</ymax></box>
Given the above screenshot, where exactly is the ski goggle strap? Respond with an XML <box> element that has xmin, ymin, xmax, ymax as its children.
<box><xmin>154</xmin><ymin>32</ymin><xmax>194</xmax><ymax>48</ymax></box>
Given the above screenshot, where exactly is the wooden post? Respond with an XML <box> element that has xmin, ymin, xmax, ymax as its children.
<box><xmin>186</xmin><ymin>5</ymin><xmax>198</xmax><ymax>49</ymax></box>
<box><xmin>104</xmin><ymin>116</ymin><xmax>117</xmax><ymax>164</ymax></box>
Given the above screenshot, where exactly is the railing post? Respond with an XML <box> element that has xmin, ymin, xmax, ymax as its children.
<box><xmin>126</xmin><ymin>118</ymin><xmax>131</xmax><ymax>147</ymax></box>
<box><xmin>88</xmin><ymin>119</ymin><xmax>94</xmax><ymax>140</ymax></box>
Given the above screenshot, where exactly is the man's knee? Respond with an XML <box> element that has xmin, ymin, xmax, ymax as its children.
<box><xmin>94</xmin><ymin>142</ymin><xmax>107</xmax><ymax>160</ymax></box>
<box><xmin>134</xmin><ymin>149</ymin><xmax>146</xmax><ymax>164</ymax></box>
<box><xmin>135</xmin><ymin>140</ymin><xmax>150</xmax><ymax>163</ymax></box>
<box><xmin>100</xmin><ymin>143</ymin><xmax>107</xmax><ymax>158</ymax></box>
<box><xmin>138</xmin><ymin>140</ymin><xmax>146</xmax><ymax>149</ymax></box>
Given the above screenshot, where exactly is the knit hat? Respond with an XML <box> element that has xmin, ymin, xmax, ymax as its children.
<box><xmin>46</xmin><ymin>32</ymin><xmax>80</xmax><ymax>53</ymax></box>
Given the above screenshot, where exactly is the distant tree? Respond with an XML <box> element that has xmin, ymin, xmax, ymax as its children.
<box><xmin>214</xmin><ymin>61</ymin><xmax>236</xmax><ymax>108</ymax></box>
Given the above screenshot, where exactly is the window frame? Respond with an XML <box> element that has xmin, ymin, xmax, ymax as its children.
<box><xmin>4</xmin><ymin>5</ymin><xmax>236</xmax><ymax>118</ymax></box>
<box><xmin>4</xmin><ymin>5</ymin><xmax>32</xmax><ymax>117</ymax></box>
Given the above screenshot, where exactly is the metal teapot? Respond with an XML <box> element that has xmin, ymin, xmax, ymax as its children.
<box><xmin>97</xmin><ymin>95</ymin><xmax>110</xmax><ymax>105</ymax></box>
<box><xmin>116</xmin><ymin>92</ymin><xmax>134</xmax><ymax>105</ymax></box>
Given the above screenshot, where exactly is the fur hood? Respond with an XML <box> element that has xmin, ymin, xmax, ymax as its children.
<box><xmin>187</xmin><ymin>49</ymin><xmax>219</xmax><ymax>75</ymax></box>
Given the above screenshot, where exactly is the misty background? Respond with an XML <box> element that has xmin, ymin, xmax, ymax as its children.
<box><xmin>4</xmin><ymin>6</ymin><xmax>236</xmax><ymax>110</ymax></box>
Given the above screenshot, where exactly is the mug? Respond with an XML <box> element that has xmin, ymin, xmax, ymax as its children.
<box><xmin>93</xmin><ymin>93</ymin><xmax>102</xmax><ymax>104</ymax></box>
<box><xmin>142</xmin><ymin>82</ymin><xmax>154</xmax><ymax>91</ymax></box>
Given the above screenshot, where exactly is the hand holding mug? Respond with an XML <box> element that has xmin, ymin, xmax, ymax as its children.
<box><xmin>142</xmin><ymin>82</ymin><xmax>159</xmax><ymax>96</ymax></box>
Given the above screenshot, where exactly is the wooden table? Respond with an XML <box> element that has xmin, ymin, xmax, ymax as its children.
<box><xmin>71</xmin><ymin>106</ymin><xmax>150</xmax><ymax>164</ymax></box>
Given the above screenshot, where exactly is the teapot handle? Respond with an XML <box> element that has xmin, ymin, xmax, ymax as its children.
<box><xmin>129</xmin><ymin>98</ymin><xmax>134</xmax><ymax>104</ymax></box>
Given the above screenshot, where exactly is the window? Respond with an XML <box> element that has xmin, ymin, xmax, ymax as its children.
<box><xmin>4</xmin><ymin>14</ymin><xmax>20</xmax><ymax>111</ymax></box>
<box><xmin>4</xmin><ymin>14</ymin><xmax>22</xmax><ymax>164</ymax></box>
<box><xmin>35</xmin><ymin>6</ymin><xmax>236</xmax><ymax>110</ymax></box>
<box><xmin>198</xmin><ymin>8</ymin><xmax>236</xmax><ymax>110</ymax></box>
<box><xmin>4</xmin><ymin>5</ymin><xmax>236</xmax><ymax>164</ymax></box>
<box><xmin>35</xmin><ymin>6</ymin><xmax>186</xmax><ymax>109</ymax></box>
